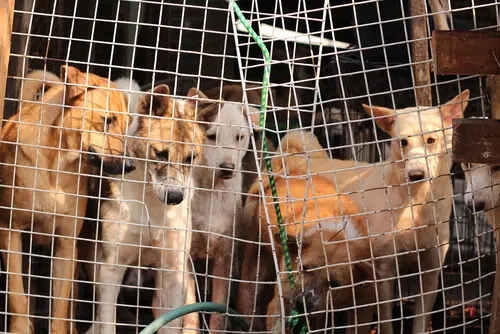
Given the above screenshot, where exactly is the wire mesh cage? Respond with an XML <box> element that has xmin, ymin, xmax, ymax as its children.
<box><xmin>0</xmin><ymin>0</ymin><xmax>499</xmax><ymax>333</ymax></box>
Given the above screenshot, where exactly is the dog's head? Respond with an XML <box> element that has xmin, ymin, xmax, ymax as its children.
<box><xmin>61</xmin><ymin>65</ymin><xmax>134</xmax><ymax>175</ymax></box>
<box><xmin>362</xmin><ymin>90</ymin><xmax>469</xmax><ymax>182</ymax></box>
<box><xmin>288</xmin><ymin>222</ymin><xmax>373</xmax><ymax>319</ymax></box>
<box><xmin>462</xmin><ymin>163</ymin><xmax>500</xmax><ymax>213</ymax></box>
<box><xmin>199</xmin><ymin>100</ymin><xmax>260</xmax><ymax>180</ymax></box>
<box><xmin>130</xmin><ymin>85</ymin><xmax>215</xmax><ymax>205</ymax></box>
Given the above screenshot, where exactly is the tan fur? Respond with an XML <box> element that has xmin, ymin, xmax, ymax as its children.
<box><xmin>239</xmin><ymin>132</ymin><xmax>377</xmax><ymax>333</ymax></box>
<box><xmin>330</xmin><ymin>91</ymin><xmax>469</xmax><ymax>333</ymax></box>
<box><xmin>87</xmin><ymin>85</ymin><xmax>214</xmax><ymax>334</ymax></box>
<box><xmin>0</xmin><ymin>66</ymin><xmax>132</xmax><ymax>333</ymax></box>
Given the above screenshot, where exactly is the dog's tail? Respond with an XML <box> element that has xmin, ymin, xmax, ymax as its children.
<box><xmin>114</xmin><ymin>77</ymin><xmax>142</xmax><ymax>135</ymax></box>
<box><xmin>19</xmin><ymin>70</ymin><xmax>62</xmax><ymax>103</ymax></box>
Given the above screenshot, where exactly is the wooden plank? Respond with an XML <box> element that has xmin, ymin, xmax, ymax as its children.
<box><xmin>486</xmin><ymin>75</ymin><xmax>500</xmax><ymax>334</ymax></box>
<box><xmin>410</xmin><ymin>0</ymin><xmax>431</xmax><ymax>106</ymax></box>
<box><xmin>0</xmin><ymin>0</ymin><xmax>15</xmax><ymax>127</ymax></box>
<box><xmin>452</xmin><ymin>119</ymin><xmax>500</xmax><ymax>164</ymax></box>
<box><xmin>433</xmin><ymin>30</ymin><xmax>500</xmax><ymax>75</ymax></box>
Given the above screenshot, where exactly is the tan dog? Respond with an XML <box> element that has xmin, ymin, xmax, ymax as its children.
<box><xmin>239</xmin><ymin>131</ymin><xmax>378</xmax><ymax>333</ymax></box>
<box><xmin>329</xmin><ymin>91</ymin><xmax>469</xmax><ymax>333</ymax></box>
<box><xmin>86</xmin><ymin>85</ymin><xmax>217</xmax><ymax>334</ymax></box>
<box><xmin>0</xmin><ymin>66</ymin><xmax>133</xmax><ymax>333</ymax></box>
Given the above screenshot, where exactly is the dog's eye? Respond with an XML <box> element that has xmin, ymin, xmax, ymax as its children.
<box><xmin>492</xmin><ymin>165</ymin><xmax>500</xmax><ymax>172</ymax></box>
<box><xmin>302</xmin><ymin>265</ymin><xmax>311</xmax><ymax>272</ymax></box>
<box><xmin>400</xmin><ymin>139</ymin><xmax>408</xmax><ymax>147</ymax></box>
<box><xmin>207</xmin><ymin>134</ymin><xmax>216</xmax><ymax>141</ymax></box>
<box><xmin>154</xmin><ymin>149</ymin><xmax>169</xmax><ymax>161</ymax></box>
<box><xmin>236</xmin><ymin>134</ymin><xmax>243</xmax><ymax>141</ymax></box>
<box><xmin>183</xmin><ymin>154</ymin><xmax>197</xmax><ymax>164</ymax></box>
<box><xmin>426</xmin><ymin>137</ymin><xmax>436</xmax><ymax>145</ymax></box>
<box><xmin>101</xmin><ymin>115</ymin><xmax>117</xmax><ymax>125</ymax></box>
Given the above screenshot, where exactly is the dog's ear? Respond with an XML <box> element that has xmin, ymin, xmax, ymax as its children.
<box><xmin>139</xmin><ymin>84</ymin><xmax>170</xmax><ymax>116</ymax></box>
<box><xmin>187</xmin><ymin>88</ymin><xmax>221</xmax><ymax>123</ymax></box>
<box><xmin>441</xmin><ymin>89</ymin><xmax>470</xmax><ymax>127</ymax></box>
<box><xmin>60</xmin><ymin>65</ymin><xmax>97</xmax><ymax>101</ymax></box>
<box><xmin>362</xmin><ymin>103</ymin><xmax>396</xmax><ymax>134</ymax></box>
<box><xmin>245</xmin><ymin>106</ymin><xmax>262</xmax><ymax>131</ymax></box>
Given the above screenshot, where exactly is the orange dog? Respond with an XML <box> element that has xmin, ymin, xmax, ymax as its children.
<box><xmin>0</xmin><ymin>66</ymin><xmax>133</xmax><ymax>333</ymax></box>
<box><xmin>239</xmin><ymin>131</ymin><xmax>378</xmax><ymax>333</ymax></box>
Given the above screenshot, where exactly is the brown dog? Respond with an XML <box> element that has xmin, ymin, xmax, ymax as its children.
<box><xmin>0</xmin><ymin>66</ymin><xmax>133</xmax><ymax>333</ymax></box>
<box><xmin>238</xmin><ymin>131</ymin><xmax>378</xmax><ymax>333</ymax></box>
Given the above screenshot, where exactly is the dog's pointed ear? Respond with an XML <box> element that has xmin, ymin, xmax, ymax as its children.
<box><xmin>139</xmin><ymin>84</ymin><xmax>170</xmax><ymax>116</ymax></box>
<box><xmin>362</xmin><ymin>103</ymin><xmax>396</xmax><ymax>134</ymax></box>
<box><xmin>187</xmin><ymin>88</ymin><xmax>220</xmax><ymax>123</ymax></box>
<box><xmin>60</xmin><ymin>65</ymin><xmax>90</xmax><ymax>101</ymax></box>
<box><xmin>441</xmin><ymin>89</ymin><xmax>469</xmax><ymax>127</ymax></box>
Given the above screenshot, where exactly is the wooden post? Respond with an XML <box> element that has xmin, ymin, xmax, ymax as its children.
<box><xmin>410</xmin><ymin>0</ymin><xmax>432</xmax><ymax>106</ymax></box>
<box><xmin>487</xmin><ymin>75</ymin><xmax>500</xmax><ymax>334</ymax></box>
<box><xmin>0</xmin><ymin>0</ymin><xmax>15</xmax><ymax>126</ymax></box>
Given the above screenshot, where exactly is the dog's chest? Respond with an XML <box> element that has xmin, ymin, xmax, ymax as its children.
<box><xmin>109</xmin><ymin>176</ymin><xmax>191</xmax><ymax>245</ymax></box>
<box><xmin>191</xmin><ymin>177</ymin><xmax>242</xmax><ymax>235</ymax></box>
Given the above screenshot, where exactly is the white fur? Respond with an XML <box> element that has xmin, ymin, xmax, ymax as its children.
<box><xmin>185</xmin><ymin>101</ymin><xmax>251</xmax><ymax>331</ymax></box>
<box><xmin>114</xmin><ymin>77</ymin><xmax>142</xmax><ymax>135</ymax></box>
<box><xmin>303</xmin><ymin>218</ymin><xmax>362</xmax><ymax>240</ymax></box>
<box><xmin>462</xmin><ymin>163</ymin><xmax>500</xmax><ymax>212</ymax></box>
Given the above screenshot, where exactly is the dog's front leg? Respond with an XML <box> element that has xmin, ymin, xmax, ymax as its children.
<box><xmin>209</xmin><ymin>241</ymin><xmax>232</xmax><ymax>331</ymax></box>
<box><xmin>0</xmin><ymin>229</ymin><xmax>33</xmax><ymax>333</ymax></box>
<box><xmin>182</xmin><ymin>271</ymin><xmax>199</xmax><ymax>334</ymax></box>
<box><xmin>51</xmin><ymin>231</ymin><xmax>81</xmax><ymax>334</ymax></box>
<box><xmin>85</xmin><ymin>260</ymin><xmax>128</xmax><ymax>334</ymax></box>
<box><xmin>152</xmin><ymin>248</ymin><xmax>189</xmax><ymax>334</ymax></box>
<box><xmin>412</xmin><ymin>246</ymin><xmax>447</xmax><ymax>334</ymax></box>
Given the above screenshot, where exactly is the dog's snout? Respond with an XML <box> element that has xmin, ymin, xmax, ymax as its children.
<box><xmin>124</xmin><ymin>159</ymin><xmax>136</xmax><ymax>173</ymax></box>
<box><xmin>166</xmin><ymin>189</ymin><xmax>185</xmax><ymax>205</ymax></box>
<box><xmin>217</xmin><ymin>162</ymin><xmax>236</xmax><ymax>179</ymax></box>
<box><xmin>467</xmin><ymin>200</ymin><xmax>486</xmax><ymax>212</ymax></box>
<box><xmin>408</xmin><ymin>169</ymin><xmax>425</xmax><ymax>182</ymax></box>
<box><xmin>87</xmin><ymin>147</ymin><xmax>101</xmax><ymax>166</ymax></box>
<box><xmin>329</xmin><ymin>279</ymin><xmax>340</xmax><ymax>289</ymax></box>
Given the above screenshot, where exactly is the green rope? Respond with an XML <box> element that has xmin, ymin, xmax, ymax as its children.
<box><xmin>229</xmin><ymin>2</ymin><xmax>306</xmax><ymax>333</ymax></box>
<box><xmin>138</xmin><ymin>303</ymin><xmax>249</xmax><ymax>334</ymax></box>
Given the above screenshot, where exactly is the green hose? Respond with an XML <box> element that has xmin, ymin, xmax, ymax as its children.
<box><xmin>138</xmin><ymin>302</ymin><xmax>249</xmax><ymax>334</ymax></box>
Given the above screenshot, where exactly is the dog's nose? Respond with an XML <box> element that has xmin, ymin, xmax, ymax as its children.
<box><xmin>467</xmin><ymin>200</ymin><xmax>485</xmax><ymax>212</ymax></box>
<box><xmin>124</xmin><ymin>159</ymin><xmax>136</xmax><ymax>173</ymax></box>
<box><xmin>87</xmin><ymin>147</ymin><xmax>101</xmax><ymax>167</ymax></box>
<box><xmin>329</xmin><ymin>279</ymin><xmax>340</xmax><ymax>289</ymax></box>
<box><xmin>166</xmin><ymin>189</ymin><xmax>185</xmax><ymax>205</ymax></box>
<box><xmin>217</xmin><ymin>162</ymin><xmax>236</xmax><ymax>179</ymax></box>
<box><xmin>408</xmin><ymin>169</ymin><xmax>425</xmax><ymax>182</ymax></box>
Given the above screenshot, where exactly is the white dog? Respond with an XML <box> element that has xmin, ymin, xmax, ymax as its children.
<box><xmin>85</xmin><ymin>82</ymin><xmax>216</xmax><ymax>334</ymax></box>
<box><xmin>329</xmin><ymin>90</ymin><xmax>469</xmax><ymax>333</ymax></box>
<box><xmin>183</xmin><ymin>89</ymin><xmax>260</xmax><ymax>332</ymax></box>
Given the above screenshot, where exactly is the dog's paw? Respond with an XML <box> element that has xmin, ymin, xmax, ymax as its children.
<box><xmin>10</xmin><ymin>317</ymin><xmax>34</xmax><ymax>334</ymax></box>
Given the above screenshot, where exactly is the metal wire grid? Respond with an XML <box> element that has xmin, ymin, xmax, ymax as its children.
<box><xmin>0</xmin><ymin>0</ymin><xmax>498</xmax><ymax>333</ymax></box>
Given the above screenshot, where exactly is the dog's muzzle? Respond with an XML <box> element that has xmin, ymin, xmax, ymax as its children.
<box><xmin>408</xmin><ymin>169</ymin><xmax>425</xmax><ymax>182</ymax></box>
<box><xmin>466</xmin><ymin>199</ymin><xmax>486</xmax><ymax>212</ymax></box>
<box><xmin>87</xmin><ymin>147</ymin><xmax>136</xmax><ymax>175</ymax></box>
<box><xmin>217</xmin><ymin>162</ymin><xmax>235</xmax><ymax>179</ymax></box>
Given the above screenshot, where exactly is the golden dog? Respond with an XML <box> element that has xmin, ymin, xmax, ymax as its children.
<box><xmin>239</xmin><ymin>131</ymin><xmax>377</xmax><ymax>333</ymax></box>
<box><xmin>0</xmin><ymin>66</ymin><xmax>133</xmax><ymax>333</ymax></box>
